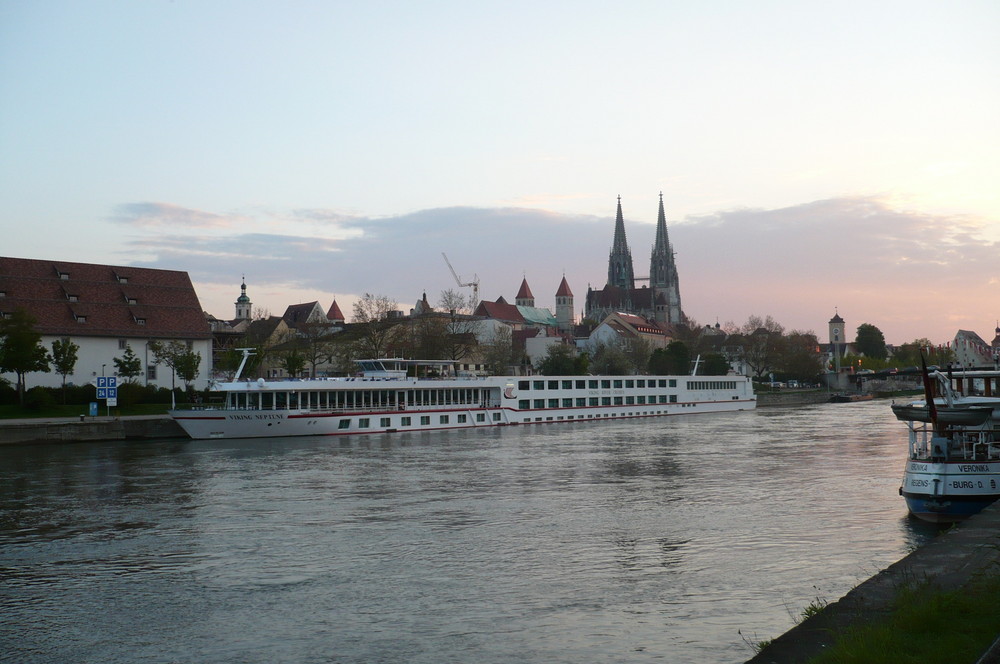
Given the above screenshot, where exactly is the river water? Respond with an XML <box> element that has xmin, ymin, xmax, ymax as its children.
<box><xmin>0</xmin><ymin>400</ymin><xmax>939</xmax><ymax>663</ymax></box>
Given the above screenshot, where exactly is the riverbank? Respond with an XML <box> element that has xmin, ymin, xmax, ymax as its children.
<box><xmin>747</xmin><ymin>501</ymin><xmax>1000</xmax><ymax>663</ymax></box>
<box><xmin>0</xmin><ymin>415</ymin><xmax>185</xmax><ymax>445</ymax></box>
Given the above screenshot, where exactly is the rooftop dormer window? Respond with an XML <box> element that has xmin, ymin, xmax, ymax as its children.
<box><xmin>76</xmin><ymin>315</ymin><xmax>87</xmax><ymax>323</ymax></box>
<box><xmin>59</xmin><ymin>272</ymin><xmax>69</xmax><ymax>280</ymax></box>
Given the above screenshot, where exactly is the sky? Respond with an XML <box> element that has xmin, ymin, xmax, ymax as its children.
<box><xmin>1</xmin><ymin>1</ymin><xmax>998</xmax><ymax>346</ymax></box>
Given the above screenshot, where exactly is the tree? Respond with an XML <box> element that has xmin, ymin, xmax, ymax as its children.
<box><xmin>855</xmin><ymin>323</ymin><xmax>888</xmax><ymax>359</ymax></box>
<box><xmin>50</xmin><ymin>338</ymin><xmax>80</xmax><ymax>400</ymax></box>
<box><xmin>776</xmin><ymin>331</ymin><xmax>824</xmax><ymax>382</ymax></box>
<box><xmin>737</xmin><ymin>315</ymin><xmax>786</xmax><ymax>379</ymax></box>
<box><xmin>589</xmin><ymin>340</ymin><xmax>630</xmax><ymax>375</ymax></box>
<box><xmin>701</xmin><ymin>352</ymin><xmax>731</xmax><ymax>376</ymax></box>
<box><xmin>0</xmin><ymin>309</ymin><xmax>51</xmax><ymax>406</ymax></box>
<box><xmin>281</xmin><ymin>349</ymin><xmax>307</xmax><ymax>377</ymax></box>
<box><xmin>649</xmin><ymin>341</ymin><xmax>691</xmax><ymax>375</ymax></box>
<box><xmin>149</xmin><ymin>340</ymin><xmax>201</xmax><ymax>400</ymax></box>
<box><xmin>536</xmin><ymin>343</ymin><xmax>580</xmax><ymax>375</ymax></box>
<box><xmin>480</xmin><ymin>324</ymin><xmax>516</xmax><ymax>375</ymax></box>
<box><xmin>352</xmin><ymin>293</ymin><xmax>398</xmax><ymax>358</ymax></box>
<box><xmin>113</xmin><ymin>344</ymin><xmax>142</xmax><ymax>384</ymax></box>
<box><xmin>437</xmin><ymin>289</ymin><xmax>474</xmax><ymax>315</ymax></box>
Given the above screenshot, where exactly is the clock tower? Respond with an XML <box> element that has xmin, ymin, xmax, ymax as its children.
<box><xmin>829</xmin><ymin>311</ymin><xmax>845</xmax><ymax>374</ymax></box>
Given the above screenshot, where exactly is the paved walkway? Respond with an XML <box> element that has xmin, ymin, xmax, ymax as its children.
<box><xmin>747</xmin><ymin>502</ymin><xmax>1000</xmax><ymax>663</ymax></box>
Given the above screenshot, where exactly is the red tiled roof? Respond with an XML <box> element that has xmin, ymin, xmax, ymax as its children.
<box><xmin>0</xmin><ymin>256</ymin><xmax>211</xmax><ymax>339</ymax></box>
<box><xmin>516</xmin><ymin>278</ymin><xmax>533</xmax><ymax>300</ymax></box>
<box><xmin>328</xmin><ymin>299</ymin><xmax>345</xmax><ymax>322</ymax></box>
<box><xmin>556</xmin><ymin>276</ymin><xmax>573</xmax><ymax>297</ymax></box>
<box><xmin>474</xmin><ymin>298</ymin><xmax>524</xmax><ymax>323</ymax></box>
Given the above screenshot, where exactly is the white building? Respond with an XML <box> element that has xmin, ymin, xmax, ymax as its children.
<box><xmin>0</xmin><ymin>257</ymin><xmax>213</xmax><ymax>391</ymax></box>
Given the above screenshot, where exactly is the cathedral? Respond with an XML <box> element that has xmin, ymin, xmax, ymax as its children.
<box><xmin>584</xmin><ymin>194</ymin><xmax>684</xmax><ymax>325</ymax></box>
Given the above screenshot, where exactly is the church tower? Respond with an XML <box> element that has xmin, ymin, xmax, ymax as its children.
<box><xmin>235</xmin><ymin>277</ymin><xmax>252</xmax><ymax>321</ymax></box>
<box><xmin>515</xmin><ymin>277</ymin><xmax>535</xmax><ymax>308</ymax></box>
<box><xmin>649</xmin><ymin>192</ymin><xmax>683</xmax><ymax>324</ymax></box>
<box><xmin>607</xmin><ymin>196</ymin><xmax>635</xmax><ymax>290</ymax></box>
<box><xmin>829</xmin><ymin>311</ymin><xmax>845</xmax><ymax>373</ymax></box>
<box><xmin>555</xmin><ymin>276</ymin><xmax>574</xmax><ymax>332</ymax></box>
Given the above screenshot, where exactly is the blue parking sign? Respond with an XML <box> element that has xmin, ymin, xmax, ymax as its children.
<box><xmin>97</xmin><ymin>387</ymin><xmax>107</xmax><ymax>399</ymax></box>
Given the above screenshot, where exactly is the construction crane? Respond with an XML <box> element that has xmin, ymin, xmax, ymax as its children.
<box><xmin>441</xmin><ymin>252</ymin><xmax>480</xmax><ymax>306</ymax></box>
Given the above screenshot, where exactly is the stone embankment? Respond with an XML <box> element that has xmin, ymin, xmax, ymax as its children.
<box><xmin>747</xmin><ymin>501</ymin><xmax>1000</xmax><ymax>663</ymax></box>
<box><xmin>0</xmin><ymin>415</ymin><xmax>185</xmax><ymax>445</ymax></box>
<box><xmin>755</xmin><ymin>390</ymin><xmax>833</xmax><ymax>407</ymax></box>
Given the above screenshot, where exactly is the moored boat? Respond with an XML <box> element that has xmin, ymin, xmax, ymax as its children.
<box><xmin>895</xmin><ymin>367</ymin><xmax>1000</xmax><ymax>522</ymax></box>
<box><xmin>169</xmin><ymin>353</ymin><xmax>756</xmax><ymax>440</ymax></box>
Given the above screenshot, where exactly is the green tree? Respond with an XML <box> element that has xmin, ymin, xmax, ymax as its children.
<box><xmin>0</xmin><ymin>309</ymin><xmax>52</xmax><ymax>406</ymax></box>
<box><xmin>649</xmin><ymin>341</ymin><xmax>691</xmax><ymax>375</ymax></box>
<box><xmin>536</xmin><ymin>343</ymin><xmax>579</xmax><ymax>375</ymax></box>
<box><xmin>856</xmin><ymin>323</ymin><xmax>888</xmax><ymax>359</ymax></box>
<box><xmin>150</xmin><ymin>340</ymin><xmax>202</xmax><ymax>400</ymax></box>
<box><xmin>50</xmin><ymin>338</ymin><xmax>80</xmax><ymax>401</ymax></box>
<box><xmin>480</xmin><ymin>325</ymin><xmax>516</xmax><ymax>375</ymax></box>
<box><xmin>281</xmin><ymin>349</ymin><xmax>306</xmax><ymax>377</ymax></box>
<box><xmin>776</xmin><ymin>331</ymin><xmax>824</xmax><ymax>381</ymax></box>
<box><xmin>113</xmin><ymin>344</ymin><xmax>142</xmax><ymax>384</ymax></box>
<box><xmin>590</xmin><ymin>340</ymin><xmax>630</xmax><ymax>375</ymax></box>
<box><xmin>701</xmin><ymin>352</ymin><xmax>731</xmax><ymax>376</ymax></box>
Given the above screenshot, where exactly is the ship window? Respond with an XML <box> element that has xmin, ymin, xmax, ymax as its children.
<box><xmin>380</xmin><ymin>417</ymin><xmax>391</xmax><ymax>427</ymax></box>
<box><xmin>637</xmin><ymin>380</ymin><xmax>646</xmax><ymax>388</ymax></box>
<box><xmin>589</xmin><ymin>398</ymin><xmax>598</xmax><ymax>406</ymax></box>
<box><xmin>519</xmin><ymin>400</ymin><xmax>530</xmax><ymax>409</ymax></box>
<box><xmin>614</xmin><ymin>397</ymin><xmax>623</xmax><ymax>405</ymax></box>
<box><xmin>575</xmin><ymin>380</ymin><xmax>586</xmax><ymax>389</ymax></box>
<box><xmin>358</xmin><ymin>418</ymin><xmax>370</xmax><ymax>428</ymax></box>
<box><xmin>401</xmin><ymin>417</ymin><xmax>411</xmax><ymax>426</ymax></box>
<box><xmin>492</xmin><ymin>413</ymin><xmax>501</xmax><ymax>421</ymax></box>
<box><xmin>533</xmin><ymin>399</ymin><xmax>545</xmax><ymax>409</ymax></box>
<box><xmin>421</xmin><ymin>416</ymin><xmax>430</xmax><ymax>425</ymax></box>
<box><xmin>476</xmin><ymin>413</ymin><xmax>486</xmax><ymax>422</ymax></box>
<box><xmin>338</xmin><ymin>419</ymin><xmax>350</xmax><ymax>429</ymax></box>
<box><xmin>457</xmin><ymin>414</ymin><xmax>467</xmax><ymax>423</ymax></box>
<box><xmin>637</xmin><ymin>396</ymin><xmax>646</xmax><ymax>404</ymax></box>
<box><xmin>601</xmin><ymin>397</ymin><xmax>611</xmax><ymax>406</ymax></box>
<box><xmin>670</xmin><ymin>395</ymin><xmax>678</xmax><ymax>403</ymax></box>
<box><xmin>626</xmin><ymin>397</ymin><xmax>634</xmax><ymax>405</ymax></box>
<box><xmin>625</xmin><ymin>380</ymin><xmax>634</xmax><ymax>388</ymax></box>
<box><xmin>576</xmin><ymin>398</ymin><xmax>586</xmax><ymax>406</ymax></box>
<box><xmin>440</xmin><ymin>415</ymin><xmax>449</xmax><ymax>424</ymax></box>
<box><xmin>519</xmin><ymin>380</ymin><xmax>530</xmax><ymax>390</ymax></box>
<box><xmin>533</xmin><ymin>380</ymin><xmax>545</xmax><ymax>390</ymax></box>
<box><xmin>669</xmin><ymin>379</ymin><xmax>677</xmax><ymax>387</ymax></box>
<box><xmin>613</xmin><ymin>380</ymin><xmax>623</xmax><ymax>389</ymax></box>
<box><xmin>548</xmin><ymin>399</ymin><xmax>559</xmax><ymax>408</ymax></box>
<box><xmin>562</xmin><ymin>399</ymin><xmax>572</xmax><ymax>407</ymax></box>
<box><xmin>548</xmin><ymin>380</ymin><xmax>559</xmax><ymax>390</ymax></box>
<box><xmin>561</xmin><ymin>380</ymin><xmax>572</xmax><ymax>389</ymax></box>
<box><xmin>589</xmin><ymin>380</ymin><xmax>598</xmax><ymax>389</ymax></box>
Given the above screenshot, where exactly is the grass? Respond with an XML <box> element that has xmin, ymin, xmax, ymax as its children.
<box><xmin>805</xmin><ymin>572</ymin><xmax>1000</xmax><ymax>664</ymax></box>
<box><xmin>0</xmin><ymin>403</ymin><xmax>172</xmax><ymax>419</ymax></box>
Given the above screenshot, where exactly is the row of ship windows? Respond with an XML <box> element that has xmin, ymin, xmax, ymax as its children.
<box><xmin>520</xmin><ymin>379</ymin><xmax>679</xmax><ymax>390</ymax></box>
<box><xmin>519</xmin><ymin>395</ymin><xmax>678</xmax><ymax>409</ymax></box>
<box><xmin>340</xmin><ymin>412</ymin><xmax>503</xmax><ymax>429</ymax></box>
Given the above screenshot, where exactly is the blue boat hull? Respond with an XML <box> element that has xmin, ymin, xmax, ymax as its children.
<box><xmin>902</xmin><ymin>492</ymin><xmax>1000</xmax><ymax>523</ymax></box>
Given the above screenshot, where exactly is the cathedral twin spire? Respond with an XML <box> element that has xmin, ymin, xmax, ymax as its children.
<box><xmin>608</xmin><ymin>196</ymin><xmax>636</xmax><ymax>290</ymax></box>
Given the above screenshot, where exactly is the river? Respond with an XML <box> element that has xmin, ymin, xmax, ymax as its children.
<box><xmin>0</xmin><ymin>400</ymin><xmax>939</xmax><ymax>663</ymax></box>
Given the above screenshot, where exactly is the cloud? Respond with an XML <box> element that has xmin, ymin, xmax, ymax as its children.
<box><xmin>123</xmin><ymin>196</ymin><xmax>998</xmax><ymax>344</ymax></box>
<box><xmin>111</xmin><ymin>202</ymin><xmax>239</xmax><ymax>229</ymax></box>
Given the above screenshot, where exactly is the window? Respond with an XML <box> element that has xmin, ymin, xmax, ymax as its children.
<box><xmin>533</xmin><ymin>399</ymin><xmax>545</xmax><ymax>409</ymax></box>
<box><xmin>637</xmin><ymin>396</ymin><xmax>646</xmax><ymax>404</ymax></box>
<box><xmin>147</xmin><ymin>365</ymin><xmax>157</xmax><ymax>380</ymax></box>
<box><xmin>118</xmin><ymin>339</ymin><xmax>127</xmax><ymax>350</ymax></box>
<box><xmin>669</xmin><ymin>379</ymin><xmax>677</xmax><ymax>387</ymax></box>
<box><xmin>561</xmin><ymin>380</ymin><xmax>572</xmax><ymax>390</ymax></box>
<box><xmin>614</xmin><ymin>397</ymin><xmax>623</xmax><ymax>405</ymax></box>
<box><xmin>637</xmin><ymin>380</ymin><xmax>645</xmax><ymax>388</ymax></box>
<box><xmin>625</xmin><ymin>396</ymin><xmax>634</xmax><ymax>405</ymax></box>
<box><xmin>548</xmin><ymin>399</ymin><xmax>559</xmax><ymax>408</ymax></box>
<box><xmin>76</xmin><ymin>315</ymin><xmax>86</xmax><ymax>323</ymax></box>
<box><xmin>420</xmin><ymin>416</ymin><xmax>430</xmax><ymax>425</ymax></box>
<box><xmin>625</xmin><ymin>380</ymin><xmax>634</xmax><ymax>388</ymax></box>
<box><xmin>476</xmin><ymin>413</ymin><xmax>486</xmax><ymax>422</ymax></box>
<box><xmin>533</xmin><ymin>380</ymin><xmax>545</xmax><ymax>390</ymax></box>
<box><xmin>601</xmin><ymin>380</ymin><xmax>611</xmax><ymax>389</ymax></box>
<box><xmin>136</xmin><ymin>318</ymin><xmax>146</xmax><ymax>326</ymax></box>
<box><xmin>562</xmin><ymin>399</ymin><xmax>573</xmax><ymax>407</ymax></box>
<box><xmin>613</xmin><ymin>380</ymin><xmax>623</xmax><ymax>388</ymax></box>
<box><xmin>669</xmin><ymin>395</ymin><xmax>678</xmax><ymax>403</ymax></box>
<box><xmin>358</xmin><ymin>418</ymin><xmax>370</xmax><ymax>428</ymax></box>
<box><xmin>601</xmin><ymin>397</ymin><xmax>611</xmax><ymax>406</ymax></box>
<box><xmin>589</xmin><ymin>380</ymin><xmax>598</xmax><ymax>389</ymax></box>
<box><xmin>492</xmin><ymin>413</ymin><xmax>501</xmax><ymax>421</ymax></box>
<box><xmin>548</xmin><ymin>380</ymin><xmax>559</xmax><ymax>390</ymax></box>
<box><xmin>380</xmin><ymin>417</ymin><xmax>391</xmax><ymax>427</ymax></box>
<box><xmin>401</xmin><ymin>417</ymin><xmax>412</xmax><ymax>426</ymax></box>
<box><xmin>576</xmin><ymin>398</ymin><xmax>586</xmax><ymax>407</ymax></box>
<box><xmin>589</xmin><ymin>397</ymin><xmax>598</xmax><ymax>406</ymax></box>
<box><xmin>338</xmin><ymin>419</ymin><xmax>350</xmax><ymax>429</ymax></box>
<box><xmin>575</xmin><ymin>380</ymin><xmax>586</xmax><ymax>389</ymax></box>
<box><xmin>59</xmin><ymin>272</ymin><xmax>69</xmax><ymax>280</ymax></box>
<box><xmin>440</xmin><ymin>415</ymin><xmax>449</xmax><ymax>424</ymax></box>
<box><xmin>519</xmin><ymin>400</ymin><xmax>531</xmax><ymax>410</ymax></box>
<box><xmin>519</xmin><ymin>380</ymin><xmax>530</xmax><ymax>390</ymax></box>
<box><xmin>457</xmin><ymin>414</ymin><xmax>467</xmax><ymax>423</ymax></box>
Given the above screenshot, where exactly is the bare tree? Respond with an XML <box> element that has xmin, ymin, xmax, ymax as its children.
<box><xmin>352</xmin><ymin>293</ymin><xmax>398</xmax><ymax>358</ymax></box>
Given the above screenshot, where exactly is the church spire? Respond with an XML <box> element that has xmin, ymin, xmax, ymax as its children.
<box><xmin>648</xmin><ymin>193</ymin><xmax>683</xmax><ymax>325</ymax></box>
<box><xmin>607</xmin><ymin>195</ymin><xmax>635</xmax><ymax>290</ymax></box>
